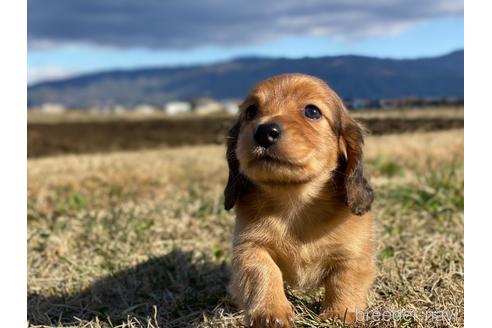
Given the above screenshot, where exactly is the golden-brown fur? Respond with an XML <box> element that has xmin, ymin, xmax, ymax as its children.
<box><xmin>224</xmin><ymin>74</ymin><xmax>376</xmax><ymax>327</ymax></box>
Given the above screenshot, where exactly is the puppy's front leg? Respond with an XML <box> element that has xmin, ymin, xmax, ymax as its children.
<box><xmin>230</xmin><ymin>246</ymin><xmax>293</xmax><ymax>327</ymax></box>
<box><xmin>321</xmin><ymin>261</ymin><xmax>375</xmax><ymax>324</ymax></box>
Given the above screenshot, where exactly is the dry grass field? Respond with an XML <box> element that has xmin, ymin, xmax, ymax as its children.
<box><xmin>28</xmin><ymin>129</ymin><xmax>464</xmax><ymax>328</ymax></box>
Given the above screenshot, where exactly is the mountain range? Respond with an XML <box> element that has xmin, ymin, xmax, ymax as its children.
<box><xmin>28</xmin><ymin>50</ymin><xmax>464</xmax><ymax>108</ymax></box>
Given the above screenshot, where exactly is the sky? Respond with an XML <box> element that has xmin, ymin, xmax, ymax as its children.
<box><xmin>27</xmin><ymin>0</ymin><xmax>464</xmax><ymax>84</ymax></box>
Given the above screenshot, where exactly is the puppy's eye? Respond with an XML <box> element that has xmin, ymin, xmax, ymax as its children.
<box><xmin>245</xmin><ymin>105</ymin><xmax>258</xmax><ymax>121</ymax></box>
<box><xmin>304</xmin><ymin>105</ymin><xmax>322</xmax><ymax>120</ymax></box>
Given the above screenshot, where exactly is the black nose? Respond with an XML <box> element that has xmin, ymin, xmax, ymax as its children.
<box><xmin>254</xmin><ymin>123</ymin><xmax>282</xmax><ymax>148</ymax></box>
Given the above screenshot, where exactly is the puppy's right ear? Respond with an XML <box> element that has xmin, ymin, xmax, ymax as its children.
<box><xmin>334</xmin><ymin>96</ymin><xmax>374</xmax><ymax>216</ymax></box>
<box><xmin>224</xmin><ymin>121</ymin><xmax>250</xmax><ymax>210</ymax></box>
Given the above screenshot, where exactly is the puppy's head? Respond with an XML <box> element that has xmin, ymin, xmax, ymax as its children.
<box><xmin>224</xmin><ymin>74</ymin><xmax>373</xmax><ymax>215</ymax></box>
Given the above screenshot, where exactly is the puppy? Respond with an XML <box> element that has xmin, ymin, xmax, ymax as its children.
<box><xmin>224</xmin><ymin>74</ymin><xmax>376</xmax><ymax>327</ymax></box>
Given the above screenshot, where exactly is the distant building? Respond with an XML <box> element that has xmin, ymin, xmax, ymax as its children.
<box><xmin>344</xmin><ymin>98</ymin><xmax>381</xmax><ymax>110</ymax></box>
<box><xmin>222</xmin><ymin>100</ymin><xmax>240</xmax><ymax>115</ymax></box>
<box><xmin>99</xmin><ymin>105</ymin><xmax>114</xmax><ymax>114</ymax></box>
<box><xmin>112</xmin><ymin>105</ymin><xmax>126</xmax><ymax>114</ymax></box>
<box><xmin>88</xmin><ymin>106</ymin><xmax>101</xmax><ymax>114</ymax></box>
<box><xmin>133</xmin><ymin>104</ymin><xmax>156</xmax><ymax>114</ymax></box>
<box><xmin>192</xmin><ymin>97</ymin><xmax>224</xmax><ymax>115</ymax></box>
<box><xmin>87</xmin><ymin>104</ymin><xmax>128</xmax><ymax>113</ymax></box>
<box><xmin>164</xmin><ymin>101</ymin><xmax>192</xmax><ymax>115</ymax></box>
<box><xmin>40</xmin><ymin>103</ymin><xmax>65</xmax><ymax>114</ymax></box>
<box><xmin>378</xmin><ymin>97</ymin><xmax>464</xmax><ymax>108</ymax></box>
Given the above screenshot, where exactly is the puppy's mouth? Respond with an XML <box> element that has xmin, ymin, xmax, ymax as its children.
<box><xmin>248</xmin><ymin>147</ymin><xmax>303</xmax><ymax>169</ymax></box>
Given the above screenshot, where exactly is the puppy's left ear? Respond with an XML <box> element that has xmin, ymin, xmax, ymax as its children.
<box><xmin>337</xmin><ymin>104</ymin><xmax>374</xmax><ymax>216</ymax></box>
<box><xmin>224</xmin><ymin>121</ymin><xmax>250</xmax><ymax>210</ymax></box>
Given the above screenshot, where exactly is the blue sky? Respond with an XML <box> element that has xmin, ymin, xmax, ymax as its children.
<box><xmin>27</xmin><ymin>0</ymin><xmax>463</xmax><ymax>84</ymax></box>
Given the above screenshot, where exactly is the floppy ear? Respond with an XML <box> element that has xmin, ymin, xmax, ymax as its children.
<box><xmin>224</xmin><ymin>121</ymin><xmax>251</xmax><ymax>210</ymax></box>
<box><xmin>337</xmin><ymin>108</ymin><xmax>374</xmax><ymax>216</ymax></box>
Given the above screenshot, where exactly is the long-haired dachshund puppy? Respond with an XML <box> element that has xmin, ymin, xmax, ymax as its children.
<box><xmin>224</xmin><ymin>74</ymin><xmax>376</xmax><ymax>327</ymax></box>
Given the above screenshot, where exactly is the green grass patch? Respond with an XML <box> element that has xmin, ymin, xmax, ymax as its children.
<box><xmin>369</xmin><ymin>157</ymin><xmax>404</xmax><ymax>178</ymax></box>
<box><xmin>381</xmin><ymin>162</ymin><xmax>463</xmax><ymax>219</ymax></box>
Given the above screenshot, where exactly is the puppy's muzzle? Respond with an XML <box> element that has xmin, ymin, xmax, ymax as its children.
<box><xmin>254</xmin><ymin>123</ymin><xmax>282</xmax><ymax>148</ymax></box>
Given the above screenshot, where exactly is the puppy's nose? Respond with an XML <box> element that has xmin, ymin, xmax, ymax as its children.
<box><xmin>254</xmin><ymin>123</ymin><xmax>282</xmax><ymax>148</ymax></box>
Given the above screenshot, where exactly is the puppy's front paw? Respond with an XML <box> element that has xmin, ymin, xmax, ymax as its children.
<box><xmin>246</xmin><ymin>302</ymin><xmax>294</xmax><ymax>327</ymax></box>
<box><xmin>321</xmin><ymin>310</ymin><xmax>357</xmax><ymax>324</ymax></box>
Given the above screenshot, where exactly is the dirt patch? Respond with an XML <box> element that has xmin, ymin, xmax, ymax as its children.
<box><xmin>28</xmin><ymin>117</ymin><xmax>463</xmax><ymax>158</ymax></box>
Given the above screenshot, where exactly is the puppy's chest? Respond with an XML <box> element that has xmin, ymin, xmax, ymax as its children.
<box><xmin>238</xmin><ymin>207</ymin><xmax>360</xmax><ymax>287</ymax></box>
<box><xmin>274</xmin><ymin>235</ymin><xmax>344</xmax><ymax>288</ymax></box>
<box><xmin>262</xmin><ymin>218</ymin><xmax>347</xmax><ymax>288</ymax></box>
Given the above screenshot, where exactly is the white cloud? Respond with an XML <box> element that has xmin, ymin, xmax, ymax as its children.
<box><xmin>28</xmin><ymin>0</ymin><xmax>463</xmax><ymax>50</ymax></box>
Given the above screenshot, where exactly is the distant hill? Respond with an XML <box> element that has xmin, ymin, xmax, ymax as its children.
<box><xmin>28</xmin><ymin>50</ymin><xmax>464</xmax><ymax>108</ymax></box>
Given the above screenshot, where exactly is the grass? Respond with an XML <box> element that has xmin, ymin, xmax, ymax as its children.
<box><xmin>27</xmin><ymin>129</ymin><xmax>464</xmax><ymax>328</ymax></box>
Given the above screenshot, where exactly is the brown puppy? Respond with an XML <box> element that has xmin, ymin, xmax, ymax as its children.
<box><xmin>224</xmin><ymin>74</ymin><xmax>376</xmax><ymax>327</ymax></box>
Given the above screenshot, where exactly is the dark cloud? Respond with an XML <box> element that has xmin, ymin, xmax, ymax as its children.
<box><xmin>28</xmin><ymin>0</ymin><xmax>463</xmax><ymax>49</ymax></box>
